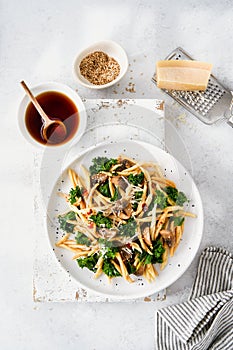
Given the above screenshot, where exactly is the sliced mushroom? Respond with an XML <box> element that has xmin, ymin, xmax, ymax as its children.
<box><xmin>142</xmin><ymin>227</ymin><xmax>153</xmax><ymax>248</ymax></box>
<box><xmin>124</xmin><ymin>203</ymin><xmax>133</xmax><ymax>217</ymax></box>
<box><xmin>98</xmin><ymin>228</ymin><xmax>118</xmax><ymax>239</ymax></box>
<box><xmin>160</xmin><ymin>229</ymin><xmax>176</xmax><ymax>248</ymax></box>
<box><xmin>135</xmin><ymin>265</ymin><xmax>145</xmax><ymax>276</ymax></box>
<box><xmin>116</xmin><ymin>158</ymin><xmax>134</xmax><ymax>172</ymax></box>
<box><xmin>121</xmin><ymin>247</ymin><xmax>133</xmax><ymax>262</ymax></box>
<box><xmin>118</xmin><ymin>212</ymin><xmax>131</xmax><ymax>220</ymax></box>
<box><xmin>111</xmin><ymin>176</ymin><xmax>121</xmax><ymax>186</ymax></box>
<box><xmin>112</xmin><ymin>198</ymin><xmax>130</xmax><ymax>213</ymax></box>
<box><xmin>122</xmin><ymin>159</ymin><xmax>133</xmax><ymax>169</ymax></box>
<box><xmin>91</xmin><ymin>173</ymin><xmax>108</xmax><ymax>185</ymax></box>
<box><xmin>111</xmin><ymin>176</ymin><xmax>128</xmax><ymax>190</ymax></box>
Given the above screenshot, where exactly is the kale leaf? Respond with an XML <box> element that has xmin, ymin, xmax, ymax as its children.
<box><xmin>172</xmin><ymin>216</ymin><xmax>185</xmax><ymax>227</ymax></box>
<box><xmin>134</xmin><ymin>191</ymin><xmax>143</xmax><ymax>200</ymax></box>
<box><xmin>75</xmin><ymin>232</ymin><xmax>91</xmax><ymax>246</ymax></box>
<box><xmin>98</xmin><ymin>182</ymin><xmax>111</xmax><ymax>197</ymax></box>
<box><xmin>176</xmin><ymin>192</ymin><xmax>188</xmax><ymax>206</ymax></box>
<box><xmin>89</xmin><ymin>157</ymin><xmax>117</xmax><ymax>175</ymax></box>
<box><xmin>102</xmin><ymin>259</ymin><xmax>121</xmax><ymax>277</ymax></box>
<box><xmin>104</xmin><ymin>247</ymin><xmax>119</xmax><ymax>259</ymax></box>
<box><xmin>164</xmin><ymin>186</ymin><xmax>178</xmax><ymax>202</ymax></box>
<box><xmin>77</xmin><ymin>253</ymin><xmax>98</xmax><ymax>272</ymax></box>
<box><xmin>128</xmin><ymin>172</ymin><xmax>144</xmax><ymax>186</ymax></box>
<box><xmin>98</xmin><ymin>239</ymin><xmax>120</xmax><ymax>277</ymax></box>
<box><xmin>104</xmin><ymin>158</ymin><xmax>117</xmax><ymax>171</ymax></box>
<box><xmin>126</xmin><ymin>262</ymin><xmax>136</xmax><ymax>275</ymax></box>
<box><xmin>132</xmin><ymin>202</ymin><xmax>138</xmax><ymax>211</ymax></box>
<box><xmin>152</xmin><ymin>239</ymin><xmax>165</xmax><ymax>262</ymax></box>
<box><xmin>98</xmin><ymin>238</ymin><xmax>114</xmax><ymax>247</ymax></box>
<box><xmin>154</xmin><ymin>190</ymin><xmax>168</xmax><ymax>209</ymax></box>
<box><xmin>164</xmin><ymin>186</ymin><xmax>188</xmax><ymax>206</ymax></box>
<box><xmin>68</xmin><ymin>185</ymin><xmax>82</xmax><ymax>204</ymax></box>
<box><xmin>58</xmin><ymin>211</ymin><xmax>76</xmax><ymax>233</ymax></box>
<box><xmin>110</xmin><ymin>187</ymin><xmax>120</xmax><ymax>202</ymax></box>
<box><xmin>90</xmin><ymin>212</ymin><xmax>112</xmax><ymax>229</ymax></box>
<box><xmin>118</xmin><ymin>218</ymin><xmax>137</xmax><ymax>237</ymax></box>
<box><xmin>98</xmin><ymin>238</ymin><xmax>118</xmax><ymax>258</ymax></box>
<box><xmin>139</xmin><ymin>239</ymin><xmax>165</xmax><ymax>265</ymax></box>
<box><xmin>132</xmin><ymin>191</ymin><xmax>143</xmax><ymax>210</ymax></box>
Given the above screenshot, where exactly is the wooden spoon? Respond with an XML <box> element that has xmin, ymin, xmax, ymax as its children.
<box><xmin>20</xmin><ymin>81</ymin><xmax>67</xmax><ymax>143</ymax></box>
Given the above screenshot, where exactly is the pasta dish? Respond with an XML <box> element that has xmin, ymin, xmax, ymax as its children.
<box><xmin>56</xmin><ymin>155</ymin><xmax>196</xmax><ymax>283</ymax></box>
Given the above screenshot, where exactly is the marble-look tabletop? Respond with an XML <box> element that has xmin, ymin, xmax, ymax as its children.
<box><xmin>1</xmin><ymin>0</ymin><xmax>233</xmax><ymax>349</ymax></box>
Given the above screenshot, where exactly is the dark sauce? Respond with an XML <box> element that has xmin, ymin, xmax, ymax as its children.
<box><xmin>25</xmin><ymin>91</ymin><xmax>79</xmax><ymax>146</ymax></box>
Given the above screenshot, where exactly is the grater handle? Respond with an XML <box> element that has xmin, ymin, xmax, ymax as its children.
<box><xmin>227</xmin><ymin>116</ymin><xmax>233</xmax><ymax>128</ymax></box>
<box><xmin>227</xmin><ymin>92</ymin><xmax>233</xmax><ymax>127</ymax></box>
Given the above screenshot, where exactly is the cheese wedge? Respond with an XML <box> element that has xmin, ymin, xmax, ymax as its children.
<box><xmin>156</xmin><ymin>60</ymin><xmax>213</xmax><ymax>91</ymax></box>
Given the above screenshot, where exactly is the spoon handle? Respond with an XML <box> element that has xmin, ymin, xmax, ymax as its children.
<box><xmin>20</xmin><ymin>81</ymin><xmax>50</xmax><ymax>123</ymax></box>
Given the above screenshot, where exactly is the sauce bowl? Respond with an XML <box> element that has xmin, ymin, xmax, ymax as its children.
<box><xmin>18</xmin><ymin>82</ymin><xmax>87</xmax><ymax>149</ymax></box>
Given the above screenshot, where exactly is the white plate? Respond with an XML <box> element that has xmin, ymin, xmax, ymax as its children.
<box><xmin>46</xmin><ymin>139</ymin><xmax>203</xmax><ymax>299</ymax></box>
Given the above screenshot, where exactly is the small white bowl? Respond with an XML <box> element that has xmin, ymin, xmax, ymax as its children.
<box><xmin>73</xmin><ymin>40</ymin><xmax>128</xmax><ymax>89</ymax></box>
<box><xmin>18</xmin><ymin>82</ymin><xmax>87</xmax><ymax>149</ymax></box>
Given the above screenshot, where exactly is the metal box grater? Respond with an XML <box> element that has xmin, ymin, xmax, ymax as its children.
<box><xmin>152</xmin><ymin>47</ymin><xmax>233</xmax><ymax>125</ymax></box>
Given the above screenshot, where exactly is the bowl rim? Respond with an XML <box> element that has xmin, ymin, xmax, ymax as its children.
<box><xmin>73</xmin><ymin>39</ymin><xmax>128</xmax><ymax>89</ymax></box>
<box><xmin>17</xmin><ymin>81</ymin><xmax>87</xmax><ymax>150</ymax></box>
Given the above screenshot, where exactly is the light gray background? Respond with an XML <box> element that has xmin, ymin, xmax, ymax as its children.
<box><xmin>1</xmin><ymin>1</ymin><xmax>233</xmax><ymax>349</ymax></box>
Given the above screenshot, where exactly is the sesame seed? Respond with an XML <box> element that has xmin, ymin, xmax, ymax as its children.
<box><xmin>79</xmin><ymin>51</ymin><xmax>120</xmax><ymax>85</ymax></box>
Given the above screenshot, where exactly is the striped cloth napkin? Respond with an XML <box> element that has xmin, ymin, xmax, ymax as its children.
<box><xmin>155</xmin><ymin>247</ymin><xmax>233</xmax><ymax>350</ymax></box>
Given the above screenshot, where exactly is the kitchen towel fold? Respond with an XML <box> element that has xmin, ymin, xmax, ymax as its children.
<box><xmin>155</xmin><ymin>247</ymin><xmax>233</xmax><ymax>350</ymax></box>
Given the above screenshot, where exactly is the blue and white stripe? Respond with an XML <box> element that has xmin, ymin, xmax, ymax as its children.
<box><xmin>155</xmin><ymin>247</ymin><xmax>233</xmax><ymax>350</ymax></box>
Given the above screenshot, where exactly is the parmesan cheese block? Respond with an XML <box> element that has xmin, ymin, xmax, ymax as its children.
<box><xmin>156</xmin><ymin>60</ymin><xmax>213</xmax><ymax>91</ymax></box>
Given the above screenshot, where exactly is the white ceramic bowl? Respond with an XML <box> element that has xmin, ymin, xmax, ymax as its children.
<box><xmin>73</xmin><ymin>40</ymin><xmax>128</xmax><ymax>89</ymax></box>
<box><xmin>18</xmin><ymin>82</ymin><xmax>87</xmax><ymax>149</ymax></box>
